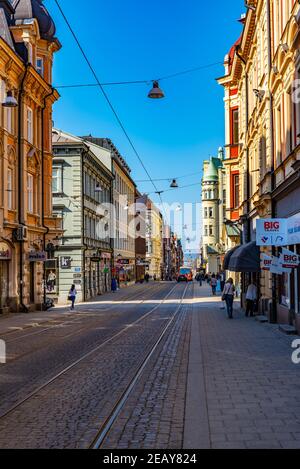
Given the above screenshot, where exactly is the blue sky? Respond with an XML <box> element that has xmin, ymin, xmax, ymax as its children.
<box><xmin>48</xmin><ymin>0</ymin><xmax>244</xmax><ymax>244</ymax></box>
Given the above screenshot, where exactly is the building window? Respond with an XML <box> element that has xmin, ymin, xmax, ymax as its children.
<box><xmin>52</xmin><ymin>167</ymin><xmax>62</xmax><ymax>193</ymax></box>
<box><xmin>232</xmin><ymin>174</ymin><xmax>240</xmax><ymax>209</ymax></box>
<box><xmin>27</xmin><ymin>107</ymin><xmax>33</xmax><ymax>144</ymax></box>
<box><xmin>27</xmin><ymin>173</ymin><xmax>34</xmax><ymax>213</ymax></box>
<box><xmin>209</xmin><ymin>226</ymin><xmax>213</xmax><ymax>236</ymax></box>
<box><xmin>204</xmin><ymin>226</ymin><xmax>208</xmax><ymax>237</ymax></box>
<box><xmin>7</xmin><ymin>168</ymin><xmax>13</xmax><ymax>210</ymax></box>
<box><xmin>36</xmin><ymin>57</ymin><xmax>44</xmax><ymax>77</ymax></box>
<box><xmin>231</xmin><ymin>108</ymin><xmax>239</xmax><ymax>145</ymax></box>
<box><xmin>204</xmin><ymin>207</ymin><xmax>208</xmax><ymax>218</ymax></box>
<box><xmin>209</xmin><ymin>208</ymin><xmax>213</xmax><ymax>218</ymax></box>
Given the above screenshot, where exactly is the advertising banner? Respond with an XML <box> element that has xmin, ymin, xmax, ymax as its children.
<box><xmin>287</xmin><ymin>216</ymin><xmax>300</xmax><ymax>245</ymax></box>
<box><xmin>256</xmin><ymin>219</ymin><xmax>288</xmax><ymax>246</ymax></box>
<box><xmin>279</xmin><ymin>248</ymin><xmax>300</xmax><ymax>269</ymax></box>
<box><xmin>270</xmin><ymin>255</ymin><xmax>291</xmax><ymax>275</ymax></box>
<box><xmin>260</xmin><ymin>254</ymin><xmax>273</xmax><ymax>271</ymax></box>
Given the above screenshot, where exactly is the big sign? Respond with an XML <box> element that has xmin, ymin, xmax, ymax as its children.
<box><xmin>256</xmin><ymin>219</ymin><xmax>288</xmax><ymax>246</ymax></box>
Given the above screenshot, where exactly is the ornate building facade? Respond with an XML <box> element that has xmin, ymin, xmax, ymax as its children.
<box><xmin>0</xmin><ymin>0</ymin><xmax>61</xmax><ymax>312</ymax></box>
<box><xmin>218</xmin><ymin>0</ymin><xmax>300</xmax><ymax>329</ymax></box>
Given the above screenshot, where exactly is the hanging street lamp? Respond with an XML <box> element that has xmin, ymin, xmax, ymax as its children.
<box><xmin>148</xmin><ymin>81</ymin><xmax>165</xmax><ymax>99</ymax></box>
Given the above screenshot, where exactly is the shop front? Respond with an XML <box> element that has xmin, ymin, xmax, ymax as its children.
<box><xmin>0</xmin><ymin>241</ymin><xmax>12</xmax><ymax>313</ymax></box>
<box><xmin>115</xmin><ymin>258</ymin><xmax>136</xmax><ymax>287</ymax></box>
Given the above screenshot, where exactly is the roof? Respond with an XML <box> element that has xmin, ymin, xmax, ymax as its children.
<box><xmin>13</xmin><ymin>0</ymin><xmax>56</xmax><ymax>41</ymax></box>
<box><xmin>225</xmin><ymin>224</ymin><xmax>241</xmax><ymax>237</ymax></box>
<box><xmin>203</xmin><ymin>157</ymin><xmax>222</xmax><ymax>182</ymax></box>
<box><xmin>0</xmin><ymin>7</ymin><xmax>14</xmax><ymax>50</ymax></box>
<box><xmin>207</xmin><ymin>246</ymin><xmax>219</xmax><ymax>255</ymax></box>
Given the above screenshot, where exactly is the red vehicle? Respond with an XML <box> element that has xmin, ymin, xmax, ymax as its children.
<box><xmin>177</xmin><ymin>267</ymin><xmax>193</xmax><ymax>282</ymax></box>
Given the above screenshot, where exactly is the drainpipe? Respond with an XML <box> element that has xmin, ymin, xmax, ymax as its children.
<box><xmin>266</xmin><ymin>0</ymin><xmax>277</xmax><ymax>323</ymax></box>
<box><xmin>81</xmin><ymin>150</ymin><xmax>89</xmax><ymax>302</ymax></box>
<box><xmin>18</xmin><ymin>65</ymin><xmax>29</xmax><ymax>313</ymax></box>
<box><xmin>41</xmin><ymin>87</ymin><xmax>55</xmax><ymax>308</ymax></box>
<box><xmin>236</xmin><ymin>46</ymin><xmax>251</xmax><ymax>244</ymax></box>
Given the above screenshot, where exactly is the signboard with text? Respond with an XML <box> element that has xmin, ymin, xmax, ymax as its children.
<box><xmin>279</xmin><ymin>248</ymin><xmax>300</xmax><ymax>269</ymax></box>
<box><xmin>256</xmin><ymin>219</ymin><xmax>288</xmax><ymax>246</ymax></box>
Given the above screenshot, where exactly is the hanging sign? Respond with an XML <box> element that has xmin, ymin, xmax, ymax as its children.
<box><xmin>287</xmin><ymin>216</ymin><xmax>300</xmax><ymax>245</ymax></box>
<box><xmin>256</xmin><ymin>219</ymin><xmax>288</xmax><ymax>246</ymax></box>
<box><xmin>279</xmin><ymin>248</ymin><xmax>300</xmax><ymax>269</ymax></box>
<box><xmin>29</xmin><ymin>251</ymin><xmax>47</xmax><ymax>262</ymax></box>
<box><xmin>270</xmin><ymin>256</ymin><xmax>291</xmax><ymax>275</ymax></box>
<box><xmin>261</xmin><ymin>254</ymin><xmax>273</xmax><ymax>271</ymax></box>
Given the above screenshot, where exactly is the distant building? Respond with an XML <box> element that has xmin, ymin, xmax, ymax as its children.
<box><xmin>52</xmin><ymin>130</ymin><xmax>114</xmax><ymax>304</ymax></box>
<box><xmin>201</xmin><ymin>148</ymin><xmax>226</xmax><ymax>274</ymax></box>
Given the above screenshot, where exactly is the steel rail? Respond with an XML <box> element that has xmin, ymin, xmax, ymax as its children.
<box><xmin>1</xmin><ymin>282</ymin><xmax>164</xmax><ymax>343</ymax></box>
<box><xmin>90</xmin><ymin>282</ymin><xmax>191</xmax><ymax>449</ymax></box>
<box><xmin>0</xmin><ymin>282</ymin><xmax>181</xmax><ymax>421</ymax></box>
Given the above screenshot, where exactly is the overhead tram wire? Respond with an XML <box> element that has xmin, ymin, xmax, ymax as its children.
<box><xmin>53</xmin><ymin>0</ymin><xmax>168</xmax><ymax>213</ymax></box>
<box><xmin>54</xmin><ymin>61</ymin><xmax>223</xmax><ymax>90</ymax></box>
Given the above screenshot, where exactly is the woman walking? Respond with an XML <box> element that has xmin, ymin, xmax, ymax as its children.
<box><xmin>211</xmin><ymin>274</ymin><xmax>217</xmax><ymax>295</ymax></box>
<box><xmin>222</xmin><ymin>278</ymin><xmax>235</xmax><ymax>319</ymax></box>
<box><xmin>68</xmin><ymin>284</ymin><xmax>77</xmax><ymax>310</ymax></box>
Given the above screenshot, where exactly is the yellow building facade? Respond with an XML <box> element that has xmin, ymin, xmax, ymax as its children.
<box><xmin>219</xmin><ymin>1</ymin><xmax>300</xmax><ymax>327</ymax></box>
<box><xmin>0</xmin><ymin>1</ymin><xmax>61</xmax><ymax>312</ymax></box>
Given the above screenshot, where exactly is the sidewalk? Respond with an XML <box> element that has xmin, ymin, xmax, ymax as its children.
<box><xmin>184</xmin><ymin>283</ymin><xmax>300</xmax><ymax>449</ymax></box>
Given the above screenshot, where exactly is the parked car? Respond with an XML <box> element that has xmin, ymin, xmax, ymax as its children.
<box><xmin>177</xmin><ymin>268</ymin><xmax>193</xmax><ymax>282</ymax></box>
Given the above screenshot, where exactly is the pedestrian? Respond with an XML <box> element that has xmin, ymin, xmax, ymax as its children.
<box><xmin>245</xmin><ymin>281</ymin><xmax>257</xmax><ymax>317</ymax></box>
<box><xmin>145</xmin><ymin>272</ymin><xmax>150</xmax><ymax>283</ymax></box>
<box><xmin>198</xmin><ymin>274</ymin><xmax>203</xmax><ymax>286</ymax></box>
<box><xmin>111</xmin><ymin>277</ymin><xmax>118</xmax><ymax>293</ymax></box>
<box><xmin>211</xmin><ymin>274</ymin><xmax>217</xmax><ymax>295</ymax></box>
<box><xmin>222</xmin><ymin>278</ymin><xmax>235</xmax><ymax>319</ymax></box>
<box><xmin>68</xmin><ymin>284</ymin><xmax>77</xmax><ymax>310</ymax></box>
<box><xmin>220</xmin><ymin>272</ymin><xmax>225</xmax><ymax>292</ymax></box>
<box><xmin>153</xmin><ymin>274</ymin><xmax>157</xmax><ymax>282</ymax></box>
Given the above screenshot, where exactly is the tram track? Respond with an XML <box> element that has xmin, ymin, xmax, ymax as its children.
<box><xmin>0</xmin><ymin>282</ymin><xmax>182</xmax><ymax>423</ymax></box>
<box><xmin>89</xmin><ymin>282</ymin><xmax>191</xmax><ymax>449</ymax></box>
<box><xmin>1</xmin><ymin>281</ymin><xmax>164</xmax><ymax>344</ymax></box>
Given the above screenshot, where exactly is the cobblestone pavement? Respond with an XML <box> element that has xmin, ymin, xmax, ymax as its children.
<box><xmin>0</xmin><ymin>282</ymin><xmax>188</xmax><ymax>448</ymax></box>
<box><xmin>98</xmin><ymin>283</ymin><xmax>300</xmax><ymax>450</ymax></box>
<box><xmin>0</xmin><ymin>281</ymin><xmax>299</xmax><ymax>449</ymax></box>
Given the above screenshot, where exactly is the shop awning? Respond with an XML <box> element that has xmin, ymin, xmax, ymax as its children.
<box><xmin>223</xmin><ymin>245</ymin><xmax>241</xmax><ymax>270</ymax></box>
<box><xmin>228</xmin><ymin>241</ymin><xmax>260</xmax><ymax>272</ymax></box>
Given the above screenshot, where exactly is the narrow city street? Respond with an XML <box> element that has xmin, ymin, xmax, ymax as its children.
<box><xmin>0</xmin><ymin>282</ymin><xmax>299</xmax><ymax>449</ymax></box>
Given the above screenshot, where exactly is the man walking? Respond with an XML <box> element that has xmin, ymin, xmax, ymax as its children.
<box><xmin>245</xmin><ymin>281</ymin><xmax>257</xmax><ymax>317</ymax></box>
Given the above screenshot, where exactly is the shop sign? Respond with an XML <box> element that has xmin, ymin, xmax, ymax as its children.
<box><xmin>60</xmin><ymin>256</ymin><xmax>72</xmax><ymax>269</ymax></box>
<box><xmin>91</xmin><ymin>256</ymin><xmax>101</xmax><ymax>262</ymax></box>
<box><xmin>287</xmin><ymin>216</ymin><xmax>300</xmax><ymax>245</ymax></box>
<box><xmin>29</xmin><ymin>251</ymin><xmax>47</xmax><ymax>262</ymax></box>
<box><xmin>279</xmin><ymin>248</ymin><xmax>300</xmax><ymax>269</ymax></box>
<box><xmin>0</xmin><ymin>242</ymin><xmax>11</xmax><ymax>260</ymax></box>
<box><xmin>117</xmin><ymin>259</ymin><xmax>130</xmax><ymax>265</ymax></box>
<box><xmin>256</xmin><ymin>219</ymin><xmax>288</xmax><ymax>246</ymax></box>
<box><xmin>270</xmin><ymin>256</ymin><xmax>291</xmax><ymax>275</ymax></box>
<box><xmin>261</xmin><ymin>254</ymin><xmax>273</xmax><ymax>271</ymax></box>
<box><xmin>74</xmin><ymin>267</ymin><xmax>81</xmax><ymax>273</ymax></box>
<box><xmin>73</xmin><ymin>273</ymin><xmax>82</xmax><ymax>279</ymax></box>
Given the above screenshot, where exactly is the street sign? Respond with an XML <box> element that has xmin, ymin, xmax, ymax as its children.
<box><xmin>270</xmin><ymin>255</ymin><xmax>291</xmax><ymax>274</ymax></box>
<box><xmin>256</xmin><ymin>219</ymin><xmax>288</xmax><ymax>246</ymax></box>
<box><xmin>60</xmin><ymin>256</ymin><xmax>72</xmax><ymax>269</ymax></box>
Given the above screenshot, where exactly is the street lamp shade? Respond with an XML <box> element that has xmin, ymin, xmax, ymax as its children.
<box><xmin>2</xmin><ymin>90</ymin><xmax>18</xmax><ymax>108</ymax></box>
<box><xmin>148</xmin><ymin>81</ymin><xmax>165</xmax><ymax>99</ymax></box>
<box><xmin>170</xmin><ymin>179</ymin><xmax>178</xmax><ymax>188</ymax></box>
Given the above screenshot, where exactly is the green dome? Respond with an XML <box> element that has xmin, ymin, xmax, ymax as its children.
<box><xmin>203</xmin><ymin>158</ymin><xmax>218</xmax><ymax>182</ymax></box>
